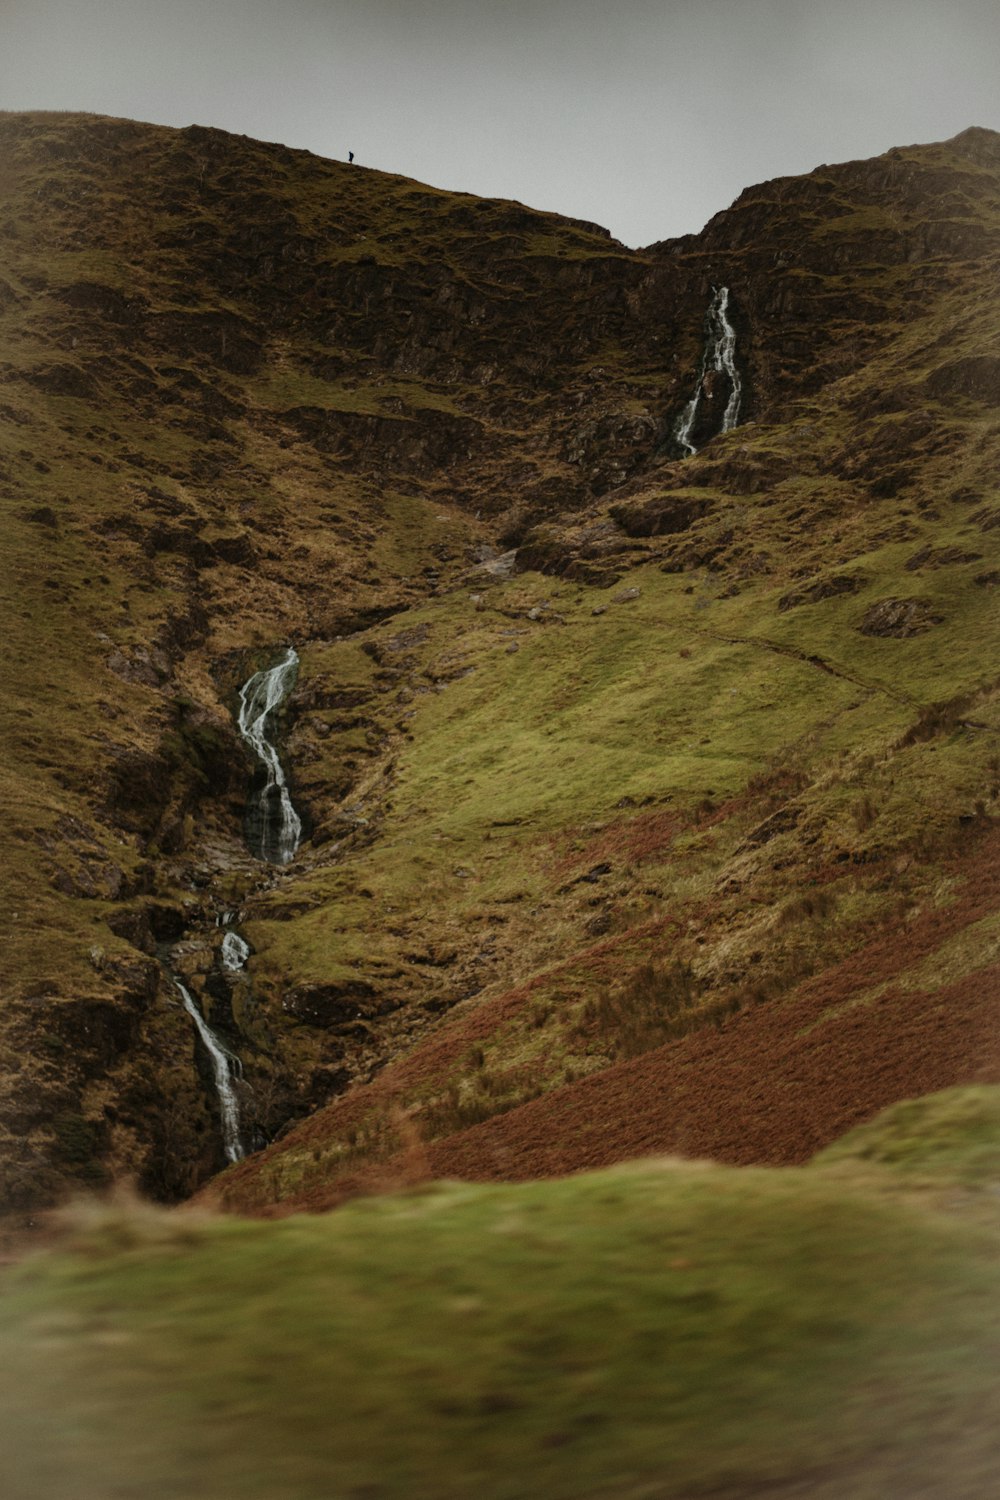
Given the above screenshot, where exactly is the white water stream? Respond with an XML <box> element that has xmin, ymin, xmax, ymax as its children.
<box><xmin>674</xmin><ymin>285</ymin><xmax>743</xmax><ymax>456</ymax></box>
<box><xmin>221</xmin><ymin>931</ymin><xmax>251</xmax><ymax>971</ymax></box>
<box><xmin>173</xmin><ymin>648</ymin><xmax>301</xmax><ymax>1163</ymax></box>
<box><xmin>237</xmin><ymin>647</ymin><xmax>302</xmax><ymax>864</ymax></box>
<box><xmin>174</xmin><ymin>977</ymin><xmax>245</xmax><ymax>1163</ymax></box>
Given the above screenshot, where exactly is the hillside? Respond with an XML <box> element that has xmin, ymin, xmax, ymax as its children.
<box><xmin>2</xmin><ymin>112</ymin><xmax>1000</xmax><ymax>1224</ymax></box>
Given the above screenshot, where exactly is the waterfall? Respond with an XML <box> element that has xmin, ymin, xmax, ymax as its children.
<box><xmin>169</xmin><ymin>648</ymin><xmax>299</xmax><ymax>1167</ymax></box>
<box><xmin>715</xmin><ymin>286</ymin><xmax>743</xmax><ymax>434</ymax></box>
<box><xmin>164</xmin><ymin>653</ymin><xmax>300</xmax><ymax>1169</ymax></box>
<box><xmin>221</xmin><ymin>931</ymin><xmax>251</xmax><ymax>972</ymax></box>
<box><xmin>237</xmin><ymin>647</ymin><xmax>302</xmax><ymax>864</ymax></box>
<box><xmin>174</xmin><ymin>977</ymin><xmax>245</xmax><ymax>1164</ymax></box>
<box><xmin>674</xmin><ymin>285</ymin><xmax>743</xmax><ymax>457</ymax></box>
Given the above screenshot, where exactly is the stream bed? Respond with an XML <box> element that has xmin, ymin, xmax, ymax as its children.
<box><xmin>169</xmin><ymin>647</ymin><xmax>302</xmax><ymax>1165</ymax></box>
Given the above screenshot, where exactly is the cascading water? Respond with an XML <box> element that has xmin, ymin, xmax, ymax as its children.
<box><xmin>674</xmin><ymin>285</ymin><xmax>743</xmax><ymax>457</ymax></box>
<box><xmin>170</xmin><ymin>648</ymin><xmax>301</xmax><ymax>1166</ymax></box>
<box><xmin>173</xmin><ymin>977</ymin><xmax>245</xmax><ymax>1163</ymax></box>
<box><xmin>221</xmin><ymin>930</ymin><xmax>251</xmax><ymax>972</ymax></box>
<box><xmin>237</xmin><ymin>647</ymin><xmax>303</xmax><ymax>864</ymax></box>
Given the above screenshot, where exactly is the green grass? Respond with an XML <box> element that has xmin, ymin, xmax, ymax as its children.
<box><xmin>249</xmin><ymin>368</ymin><xmax>466</xmax><ymax>417</ymax></box>
<box><xmin>2</xmin><ymin>1092</ymin><xmax>999</xmax><ymax>1499</ymax></box>
<box><xmin>817</xmin><ymin>1085</ymin><xmax>1000</xmax><ymax>1183</ymax></box>
<box><xmin>237</xmin><ymin>485</ymin><xmax>1000</xmax><ymax>1176</ymax></box>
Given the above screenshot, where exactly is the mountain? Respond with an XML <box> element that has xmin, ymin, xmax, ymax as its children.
<box><xmin>2</xmin><ymin>112</ymin><xmax>1000</xmax><ymax>1230</ymax></box>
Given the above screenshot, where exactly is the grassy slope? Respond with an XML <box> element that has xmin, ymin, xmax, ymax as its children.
<box><xmin>2</xmin><ymin>1087</ymin><xmax>999</xmax><ymax>1500</ymax></box>
<box><xmin>215</xmin><ymin>252</ymin><xmax>1000</xmax><ymax>1208</ymax></box>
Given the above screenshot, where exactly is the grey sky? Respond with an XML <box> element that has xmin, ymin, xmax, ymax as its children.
<box><xmin>2</xmin><ymin>0</ymin><xmax>999</xmax><ymax>246</ymax></box>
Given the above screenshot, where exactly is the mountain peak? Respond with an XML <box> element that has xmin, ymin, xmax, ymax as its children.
<box><xmin>946</xmin><ymin>123</ymin><xmax>1000</xmax><ymax>167</ymax></box>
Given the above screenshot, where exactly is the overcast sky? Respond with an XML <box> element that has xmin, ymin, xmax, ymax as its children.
<box><xmin>2</xmin><ymin>0</ymin><xmax>998</xmax><ymax>246</ymax></box>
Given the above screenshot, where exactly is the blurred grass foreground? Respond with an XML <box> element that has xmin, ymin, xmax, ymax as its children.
<box><xmin>2</xmin><ymin>1085</ymin><xmax>1000</xmax><ymax>1500</ymax></box>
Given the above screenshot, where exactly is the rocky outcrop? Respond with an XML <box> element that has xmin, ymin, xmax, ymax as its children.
<box><xmin>926</xmin><ymin>356</ymin><xmax>1000</xmax><ymax>404</ymax></box>
<box><xmin>285</xmin><ymin>980</ymin><xmax>383</xmax><ymax>1028</ymax></box>
<box><xmin>610</xmin><ymin>494</ymin><xmax>712</xmax><ymax>538</ymax></box>
<box><xmin>779</xmin><ymin>573</ymin><xmax>866</xmax><ymax>612</ymax></box>
<box><xmin>858</xmin><ymin>597</ymin><xmax>943</xmax><ymax>637</ymax></box>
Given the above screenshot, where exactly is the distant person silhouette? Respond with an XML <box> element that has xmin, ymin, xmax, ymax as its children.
<box><xmin>348</xmin><ymin>151</ymin><xmax>354</xmax><ymax>163</ymax></box>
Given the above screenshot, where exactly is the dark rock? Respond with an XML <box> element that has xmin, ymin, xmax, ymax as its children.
<box><xmin>515</xmin><ymin>519</ymin><xmax>638</xmax><ymax>584</ymax></box>
<box><xmin>285</xmin><ymin>980</ymin><xmax>378</xmax><ymax>1027</ymax></box>
<box><xmin>57</xmin><ymin>280</ymin><xmax>148</xmax><ymax>326</ymax></box>
<box><xmin>306</xmin><ymin>1066</ymin><xmax>351</xmax><ymax>1106</ymax></box>
<box><xmin>778</xmin><ymin>573</ymin><xmax>865</xmax><ymax>611</ymax></box>
<box><xmin>208</xmin><ymin>531</ymin><xmax>256</xmax><ymax>566</ymax></box>
<box><xmin>610</xmin><ymin>494</ymin><xmax>711</xmax><ymax>537</ymax></box>
<box><xmin>926</xmin><ymin>356</ymin><xmax>1000</xmax><ymax>404</ymax></box>
<box><xmin>104</xmin><ymin>745</ymin><xmax>172</xmax><ymax>834</ymax></box>
<box><xmin>904</xmin><ymin>546</ymin><xmax>982</xmax><ymax>571</ymax></box>
<box><xmin>51</xmin><ymin>1110</ymin><xmax>109</xmax><ymax>1175</ymax></box>
<box><xmin>154</xmin><ymin>309</ymin><xmax>262</xmax><ymax>375</ymax></box>
<box><xmin>584</xmin><ymin>909</ymin><xmax>613</xmax><ymax>937</ymax></box>
<box><xmin>105</xmin><ymin>647</ymin><xmax>162</xmax><ymax>687</ymax></box>
<box><xmin>146</xmin><ymin>902</ymin><xmax>187</xmax><ymax>941</ymax></box>
<box><xmin>383</xmin><ymin>622</ymin><xmax>430</xmax><ymax>654</ymax></box>
<box><xmin>742</xmin><ymin>806</ymin><xmax>801</xmax><ymax>849</ymax></box>
<box><xmin>559</xmin><ymin>862</ymin><xmax>614</xmax><ymax>894</ymax></box>
<box><xmin>41</xmin><ymin>987</ymin><xmax>152</xmax><ymax>1069</ymax></box>
<box><xmin>101</xmin><ymin>955</ymin><xmax>160</xmax><ymax>1008</ymax></box>
<box><xmin>49</xmin><ymin>858</ymin><xmax>125</xmax><ymax>900</ymax></box>
<box><xmin>830</xmin><ymin>412</ymin><xmax>945</xmax><ymax>485</ymax></box>
<box><xmin>284</xmin><ymin>404</ymin><xmax>482</xmax><ymax>477</ymax></box>
<box><xmin>421</xmin><ymin>996</ymin><xmax>458</xmax><ymax>1015</ymax></box>
<box><xmin>143</xmin><ymin>521</ymin><xmax>214</xmax><ymax>566</ymax></box>
<box><xmin>326</xmin><ymin>602</ymin><xmax>409</xmax><ymax>637</ymax></box>
<box><xmin>869</xmin><ymin>467</ymin><xmax>915</xmax><ymax>499</ymax></box>
<box><xmin>858</xmin><ymin>597</ymin><xmax>943</xmax><ymax>638</ymax></box>
<box><xmin>106</xmin><ymin>907</ymin><xmax>157</xmax><ymax>954</ymax></box>
<box><xmin>23</xmin><ymin>505</ymin><xmax>57</xmax><ymax>527</ymax></box>
<box><xmin>21</xmin><ymin>362</ymin><xmax>98</xmax><ymax>399</ymax></box>
<box><xmin>685</xmin><ymin>452</ymin><xmax>790</xmax><ymax>495</ymax></box>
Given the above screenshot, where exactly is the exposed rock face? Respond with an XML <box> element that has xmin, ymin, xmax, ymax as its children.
<box><xmin>779</xmin><ymin>573</ymin><xmax>866</xmax><ymax>612</ymax></box>
<box><xmin>610</xmin><ymin>494</ymin><xmax>712</xmax><ymax>537</ymax></box>
<box><xmin>858</xmin><ymin>598</ymin><xmax>943</xmax><ymax>637</ymax></box>
<box><xmin>285</xmin><ymin>981</ymin><xmax>381</xmax><ymax>1027</ymax></box>
<box><xmin>926</xmin><ymin>356</ymin><xmax>1000</xmax><ymax>404</ymax></box>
